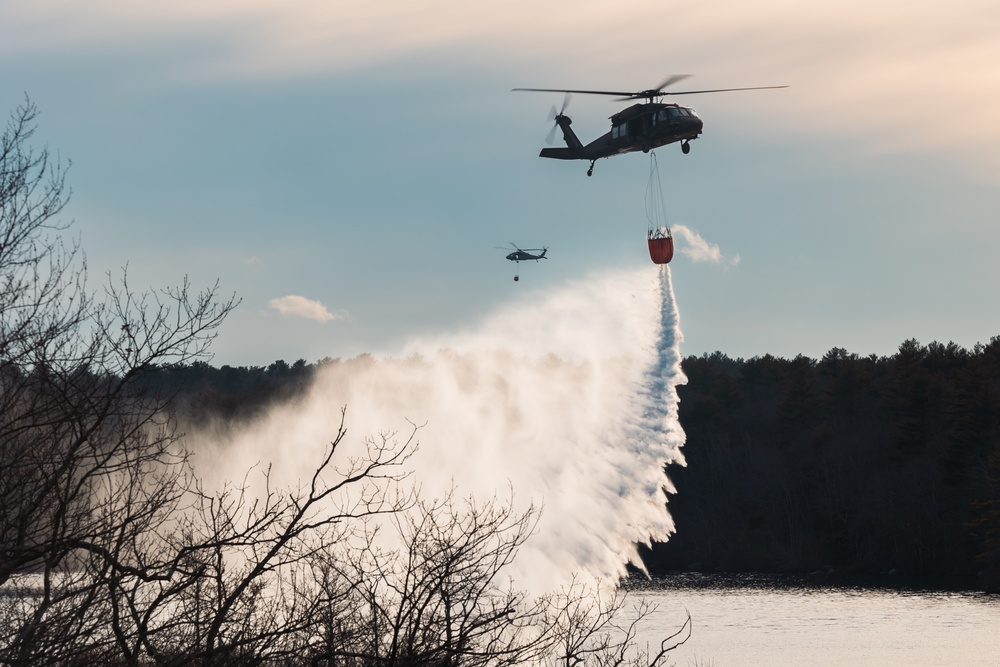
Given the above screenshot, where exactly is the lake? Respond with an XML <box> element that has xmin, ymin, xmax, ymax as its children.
<box><xmin>621</xmin><ymin>573</ymin><xmax>1000</xmax><ymax>667</ymax></box>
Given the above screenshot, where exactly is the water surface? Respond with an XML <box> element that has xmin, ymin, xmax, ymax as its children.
<box><xmin>622</xmin><ymin>573</ymin><xmax>999</xmax><ymax>667</ymax></box>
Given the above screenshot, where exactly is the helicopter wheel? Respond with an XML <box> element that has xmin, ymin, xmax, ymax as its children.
<box><xmin>587</xmin><ymin>160</ymin><xmax>595</xmax><ymax>177</ymax></box>
<box><xmin>681</xmin><ymin>141</ymin><xmax>691</xmax><ymax>155</ymax></box>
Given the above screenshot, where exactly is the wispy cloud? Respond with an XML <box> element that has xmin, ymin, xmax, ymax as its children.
<box><xmin>5</xmin><ymin>1</ymin><xmax>1000</xmax><ymax>174</ymax></box>
<box><xmin>268</xmin><ymin>295</ymin><xmax>346</xmax><ymax>323</ymax></box>
<box><xmin>672</xmin><ymin>224</ymin><xmax>740</xmax><ymax>268</ymax></box>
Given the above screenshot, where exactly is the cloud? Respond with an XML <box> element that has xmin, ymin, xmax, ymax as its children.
<box><xmin>671</xmin><ymin>224</ymin><xmax>740</xmax><ymax>268</ymax></box>
<box><xmin>6</xmin><ymin>0</ymin><xmax>1000</xmax><ymax>175</ymax></box>
<box><xmin>267</xmin><ymin>295</ymin><xmax>345</xmax><ymax>323</ymax></box>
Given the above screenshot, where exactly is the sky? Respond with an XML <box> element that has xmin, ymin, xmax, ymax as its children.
<box><xmin>3</xmin><ymin>0</ymin><xmax>1000</xmax><ymax>367</ymax></box>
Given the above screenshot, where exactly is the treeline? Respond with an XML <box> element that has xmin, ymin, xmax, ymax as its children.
<box><xmin>144</xmin><ymin>357</ymin><xmax>318</xmax><ymax>426</ymax></box>
<box><xmin>643</xmin><ymin>339</ymin><xmax>1000</xmax><ymax>592</ymax></box>
<box><xmin>145</xmin><ymin>339</ymin><xmax>1000</xmax><ymax>592</ymax></box>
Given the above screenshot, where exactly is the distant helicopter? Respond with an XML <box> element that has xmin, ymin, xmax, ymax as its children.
<box><xmin>504</xmin><ymin>244</ymin><xmax>548</xmax><ymax>263</ymax></box>
<box><xmin>499</xmin><ymin>243</ymin><xmax>547</xmax><ymax>282</ymax></box>
<box><xmin>513</xmin><ymin>75</ymin><xmax>787</xmax><ymax>176</ymax></box>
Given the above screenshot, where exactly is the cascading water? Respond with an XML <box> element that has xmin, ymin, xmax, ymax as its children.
<box><xmin>189</xmin><ymin>266</ymin><xmax>686</xmax><ymax>593</ymax></box>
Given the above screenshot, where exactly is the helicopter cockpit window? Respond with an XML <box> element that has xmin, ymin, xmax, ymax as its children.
<box><xmin>657</xmin><ymin>110</ymin><xmax>668</xmax><ymax>122</ymax></box>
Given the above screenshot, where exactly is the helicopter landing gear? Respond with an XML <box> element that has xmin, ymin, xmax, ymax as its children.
<box><xmin>587</xmin><ymin>159</ymin><xmax>595</xmax><ymax>177</ymax></box>
<box><xmin>681</xmin><ymin>141</ymin><xmax>691</xmax><ymax>155</ymax></box>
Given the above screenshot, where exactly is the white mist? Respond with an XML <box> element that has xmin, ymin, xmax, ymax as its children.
<box><xmin>190</xmin><ymin>265</ymin><xmax>686</xmax><ymax>593</ymax></box>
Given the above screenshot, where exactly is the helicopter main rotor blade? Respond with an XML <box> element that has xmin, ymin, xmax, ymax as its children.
<box><xmin>513</xmin><ymin>87</ymin><xmax>636</xmax><ymax>98</ymax></box>
<box><xmin>516</xmin><ymin>79</ymin><xmax>691</xmax><ymax>99</ymax></box>
<box><xmin>516</xmin><ymin>82</ymin><xmax>787</xmax><ymax>101</ymax></box>
<box><xmin>650</xmin><ymin>85</ymin><xmax>789</xmax><ymax>97</ymax></box>
<box><xmin>653</xmin><ymin>74</ymin><xmax>693</xmax><ymax>91</ymax></box>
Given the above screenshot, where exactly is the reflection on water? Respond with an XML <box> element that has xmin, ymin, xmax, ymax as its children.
<box><xmin>620</xmin><ymin>573</ymin><xmax>1000</xmax><ymax>667</ymax></box>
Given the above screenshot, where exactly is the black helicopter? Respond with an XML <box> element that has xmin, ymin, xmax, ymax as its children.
<box><xmin>500</xmin><ymin>243</ymin><xmax>547</xmax><ymax>282</ymax></box>
<box><xmin>513</xmin><ymin>75</ymin><xmax>786</xmax><ymax>176</ymax></box>
<box><xmin>502</xmin><ymin>243</ymin><xmax>548</xmax><ymax>263</ymax></box>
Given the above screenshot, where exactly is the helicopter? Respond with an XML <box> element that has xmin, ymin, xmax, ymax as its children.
<box><xmin>513</xmin><ymin>75</ymin><xmax>787</xmax><ymax>176</ymax></box>
<box><xmin>503</xmin><ymin>243</ymin><xmax>548</xmax><ymax>263</ymax></box>
<box><xmin>499</xmin><ymin>243</ymin><xmax>547</xmax><ymax>282</ymax></box>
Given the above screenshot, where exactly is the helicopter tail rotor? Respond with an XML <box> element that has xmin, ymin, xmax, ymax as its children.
<box><xmin>545</xmin><ymin>118</ymin><xmax>559</xmax><ymax>145</ymax></box>
<box><xmin>545</xmin><ymin>92</ymin><xmax>572</xmax><ymax>144</ymax></box>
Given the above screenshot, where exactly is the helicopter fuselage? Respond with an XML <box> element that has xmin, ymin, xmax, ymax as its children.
<box><xmin>540</xmin><ymin>102</ymin><xmax>703</xmax><ymax>163</ymax></box>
